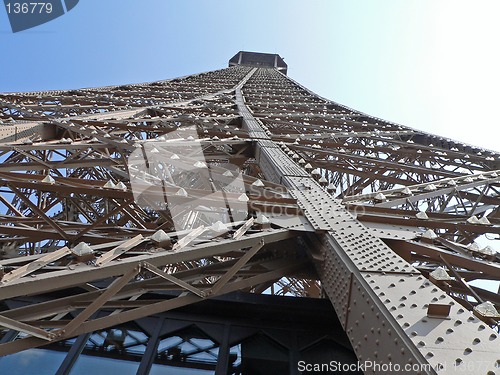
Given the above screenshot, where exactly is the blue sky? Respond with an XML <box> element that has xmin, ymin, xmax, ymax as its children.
<box><xmin>0</xmin><ymin>0</ymin><xmax>499</xmax><ymax>150</ymax></box>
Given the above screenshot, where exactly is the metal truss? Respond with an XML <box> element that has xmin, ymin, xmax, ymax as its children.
<box><xmin>31</xmin><ymin>292</ymin><xmax>356</xmax><ymax>375</ymax></box>
<box><xmin>0</xmin><ymin>52</ymin><xmax>499</xmax><ymax>374</ymax></box>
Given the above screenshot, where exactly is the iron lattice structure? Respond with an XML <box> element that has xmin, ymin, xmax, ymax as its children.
<box><xmin>0</xmin><ymin>51</ymin><xmax>499</xmax><ymax>374</ymax></box>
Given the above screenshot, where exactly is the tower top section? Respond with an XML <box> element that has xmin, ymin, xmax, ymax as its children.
<box><xmin>229</xmin><ymin>51</ymin><xmax>287</xmax><ymax>75</ymax></box>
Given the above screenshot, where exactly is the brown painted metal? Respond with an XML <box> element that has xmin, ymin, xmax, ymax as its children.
<box><xmin>0</xmin><ymin>53</ymin><xmax>499</xmax><ymax>373</ymax></box>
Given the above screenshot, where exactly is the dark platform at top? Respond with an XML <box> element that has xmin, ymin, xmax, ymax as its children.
<box><xmin>229</xmin><ymin>51</ymin><xmax>287</xmax><ymax>75</ymax></box>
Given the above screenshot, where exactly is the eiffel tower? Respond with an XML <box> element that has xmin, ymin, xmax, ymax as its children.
<box><xmin>0</xmin><ymin>51</ymin><xmax>498</xmax><ymax>374</ymax></box>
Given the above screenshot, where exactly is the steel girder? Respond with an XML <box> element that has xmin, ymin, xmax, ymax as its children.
<box><xmin>237</xmin><ymin>67</ymin><xmax>500</xmax><ymax>373</ymax></box>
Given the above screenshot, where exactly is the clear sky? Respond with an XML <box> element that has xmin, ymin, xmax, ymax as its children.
<box><xmin>0</xmin><ymin>0</ymin><xmax>499</xmax><ymax>151</ymax></box>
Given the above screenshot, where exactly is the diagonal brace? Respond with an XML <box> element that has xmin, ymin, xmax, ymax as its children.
<box><xmin>172</xmin><ymin>226</ymin><xmax>206</xmax><ymax>251</ymax></box>
<box><xmin>142</xmin><ymin>262</ymin><xmax>205</xmax><ymax>298</ymax></box>
<box><xmin>8</xmin><ymin>184</ymin><xmax>69</xmax><ymax>240</ymax></box>
<box><xmin>95</xmin><ymin>235</ymin><xmax>144</xmax><ymax>266</ymax></box>
<box><xmin>1</xmin><ymin>247</ymin><xmax>71</xmax><ymax>283</ymax></box>
<box><xmin>233</xmin><ymin>217</ymin><xmax>254</xmax><ymax>240</ymax></box>
<box><xmin>56</xmin><ymin>266</ymin><xmax>140</xmax><ymax>338</ymax></box>
<box><xmin>0</xmin><ymin>315</ymin><xmax>55</xmax><ymax>341</ymax></box>
<box><xmin>208</xmin><ymin>238</ymin><xmax>264</xmax><ymax>296</ymax></box>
